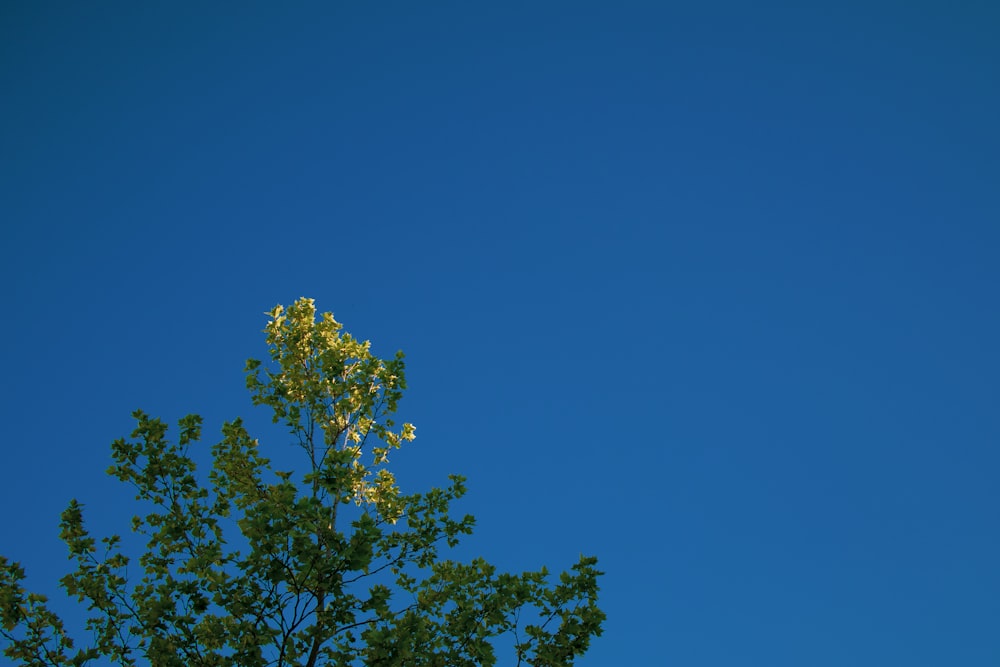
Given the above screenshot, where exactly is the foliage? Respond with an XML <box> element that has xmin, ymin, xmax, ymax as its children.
<box><xmin>0</xmin><ymin>298</ymin><xmax>604</xmax><ymax>666</ymax></box>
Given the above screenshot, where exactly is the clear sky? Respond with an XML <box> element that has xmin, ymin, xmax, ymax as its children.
<box><xmin>2</xmin><ymin>2</ymin><xmax>998</xmax><ymax>665</ymax></box>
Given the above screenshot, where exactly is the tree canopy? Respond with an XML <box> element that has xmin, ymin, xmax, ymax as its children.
<box><xmin>0</xmin><ymin>298</ymin><xmax>604</xmax><ymax>666</ymax></box>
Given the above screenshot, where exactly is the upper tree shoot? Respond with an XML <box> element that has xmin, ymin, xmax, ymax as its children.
<box><xmin>0</xmin><ymin>298</ymin><xmax>604</xmax><ymax>667</ymax></box>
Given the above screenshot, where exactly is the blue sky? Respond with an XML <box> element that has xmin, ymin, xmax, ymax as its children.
<box><xmin>2</xmin><ymin>2</ymin><xmax>998</xmax><ymax>665</ymax></box>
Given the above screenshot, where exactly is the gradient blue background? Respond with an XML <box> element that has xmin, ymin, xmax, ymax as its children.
<box><xmin>2</xmin><ymin>2</ymin><xmax>999</xmax><ymax>665</ymax></box>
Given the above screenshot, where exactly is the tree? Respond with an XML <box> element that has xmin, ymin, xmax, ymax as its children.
<box><xmin>0</xmin><ymin>298</ymin><xmax>604</xmax><ymax>666</ymax></box>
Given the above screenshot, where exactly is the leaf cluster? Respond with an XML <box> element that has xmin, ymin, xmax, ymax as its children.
<box><xmin>1</xmin><ymin>298</ymin><xmax>604</xmax><ymax>666</ymax></box>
